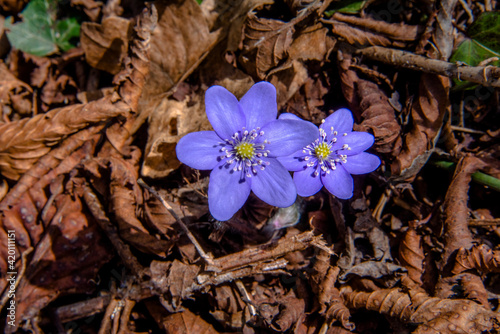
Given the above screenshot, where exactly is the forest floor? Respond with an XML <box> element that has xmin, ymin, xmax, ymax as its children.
<box><xmin>0</xmin><ymin>0</ymin><xmax>500</xmax><ymax>333</ymax></box>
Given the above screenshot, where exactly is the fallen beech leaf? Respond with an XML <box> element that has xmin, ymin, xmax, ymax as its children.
<box><xmin>440</xmin><ymin>157</ymin><xmax>486</xmax><ymax>271</ymax></box>
<box><xmin>240</xmin><ymin>13</ymin><xmax>294</xmax><ymax>79</ymax></box>
<box><xmin>9</xmin><ymin>51</ymin><xmax>80</xmax><ymax>111</ymax></box>
<box><xmin>162</xmin><ymin>308</ymin><xmax>219</xmax><ymax>334</ymax></box>
<box><xmin>141</xmin><ymin>93</ymin><xmax>211</xmax><ymax>178</ymax></box>
<box><xmin>84</xmin><ymin>154</ymin><xmax>172</xmax><ymax>256</ymax></box>
<box><xmin>398</xmin><ymin>221</ymin><xmax>425</xmax><ymax>285</ymax></box>
<box><xmin>459</xmin><ymin>273</ymin><xmax>489</xmax><ymax>307</ymax></box>
<box><xmin>331</xmin><ymin>12</ymin><xmax>422</xmax><ymax>42</ymax></box>
<box><xmin>9</xmin><ymin>194</ymin><xmax>113</xmax><ymax>327</ymax></box>
<box><xmin>391</xmin><ymin>74</ymin><xmax>449</xmax><ymax>180</ymax></box>
<box><xmin>337</xmin><ymin>47</ymin><xmax>401</xmax><ymax>155</ymax></box>
<box><xmin>81</xmin><ymin>16</ymin><xmax>133</xmax><ymax>74</ymax></box>
<box><xmin>340</xmin><ymin>261</ymin><xmax>407</xmax><ymax>284</ymax></box>
<box><xmin>140</xmin><ymin>0</ymin><xmax>218</xmax><ymax>101</ymax></box>
<box><xmin>342</xmin><ymin>287</ymin><xmax>500</xmax><ymax>333</ymax></box>
<box><xmin>71</xmin><ymin>0</ymin><xmax>102</xmax><ymax>22</ymax></box>
<box><xmin>453</xmin><ymin>244</ymin><xmax>500</xmax><ymax>275</ymax></box>
<box><xmin>0</xmin><ymin>92</ymin><xmax>129</xmax><ymax>180</ymax></box>
<box><xmin>279</xmin><ymin>69</ymin><xmax>328</xmax><ymax>123</ymax></box>
<box><xmin>150</xmin><ymin>259</ymin><xmax>201</xmax><ymax>312</ymax></box>
<box><xmin>0</xmin><ymin>60</ymin><xmax>32</xmax><ymax>118</ymax></box>
<box><xmin>0</xmin><ymin>0</ymin><xmax>27</xmax><ymax>12</ymax></box>
<box><xmin>272</xmin><ymin>291</ymin><xmax>305</xmax><ymax>332</ymax></box>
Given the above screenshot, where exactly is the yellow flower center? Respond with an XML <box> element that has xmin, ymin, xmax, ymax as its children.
<box><xmin>315</xmin><ymin>143</ymin><xmax>331</xmax><ymax>160</ymax></box>
<box><xmin>235</xmin><ymin>142</ymin><xmax>255</xmax><ymax>159</ymax></box>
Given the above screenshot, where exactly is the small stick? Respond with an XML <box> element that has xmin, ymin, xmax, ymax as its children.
<box><xmin>137</xmin><ymin>179</ymin><xmax>215</xmax><ymax>266</ymax></box>
<box><xmin>356</xmin><ymin>46</ymin><xmax>500</xmax><ymax>87</ymax></box>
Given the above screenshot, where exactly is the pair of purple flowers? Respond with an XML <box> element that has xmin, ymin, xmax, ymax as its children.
<box><xmin>176</xmin><ymin>82</ymin><xmax>380</xmax><ymax>221</ymax></box>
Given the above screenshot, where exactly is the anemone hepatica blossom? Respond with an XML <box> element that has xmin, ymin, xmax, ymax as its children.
<box><xmin>277</xmin><ymin>109</ymin><xmax>380</xmax><ymax>199</ymax></box>
<box><xmin>176</xmin><ymin>82</ymin><xmax>317</xmax><ymax>221</ymax></box>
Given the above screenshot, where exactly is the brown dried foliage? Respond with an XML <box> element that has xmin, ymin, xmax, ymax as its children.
<box><xmin>391</xmin><ymin>74</ymin><xmax>450</xmax><ymax>179</ymax></box>
<box><xmin>342</xmin><ymin>287</ymin><xmax>500</xmax><ymax>333</ymax></box>
<box><xmin>1</xmin><ymin>0</ymin><xmax>499</xmax><ymax>333</ymax></box>
<box><xmin>338</xmin><ymin>46</ymin><xmax>402</xmax><ymax>155</ymax></box>
<box><xmin>398</xmin><ymin>221</ymin><xmax>425</xmax><ymax>285</ymax></box>
<box><xmin>440</xmin><ymin>157</ymin><xmax>486</xmax><ymax>270</ymax></box>
<box><xmin>453</xmin><ymin>244</ymin><xmax>500</xmax><ymax>275</ymax></box>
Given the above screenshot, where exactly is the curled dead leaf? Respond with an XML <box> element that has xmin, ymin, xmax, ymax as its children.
<box><xmin>81</xmin><ymin>16</ymin><xmax>133</xmax><ymax>74</ymax></box>
<box><xmin>0</xmin><ymin>60</ymin><xmax>32</xmax><ymax>119</ymax></box>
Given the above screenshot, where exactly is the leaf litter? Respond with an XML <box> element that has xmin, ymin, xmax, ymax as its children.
<box><xmin>0</xmin><ymin>0</ymin><xmax>499</xmax><ymax>333</ymax></box>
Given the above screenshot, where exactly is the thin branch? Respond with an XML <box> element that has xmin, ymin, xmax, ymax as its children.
<box><xmin>356</xmin><ymin>46</ymin><xmax>500</xmax><ymax>87</ymax></box>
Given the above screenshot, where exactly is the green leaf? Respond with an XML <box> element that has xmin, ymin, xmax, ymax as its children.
<box><xmin>54</xmin><ymin>18</ymin><xmax>81</xmax><ymax>51</ymax></box>
<box><xmin>5</xmin><ymin>0</ymin><xmax>80</xmax><ymax>56</ymax></box>
<box><xmin>467</xmin><ymin>11</ymin><xmax>500</xmax><ymax>53</ymax></box>
<box><xmin>22</xmin><ymin>0</ymin><xmax>54</xmax><ymax>28</ymax></box>
<box><xmin>5</xmin><ymin>19</ymin><xmax>58</xmax><ymax>56</ymax></box>
<box><xmin>325</xmin><ymin>0</ymin><xmax>367</xmax><ymax>16</ymax></box>
<box><xmin>450</xmin><ymin>39</ymin><xmax>500</xmax><ymax>67</ymax></box>
<box><xmin>450</xmin><ymin>11</ymin><xmax>500</xmax><ymax>89</ymax></box>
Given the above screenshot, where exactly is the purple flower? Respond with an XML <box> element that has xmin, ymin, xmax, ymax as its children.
<box><xmin>176</xmin><ymin>82</ymin><xmax>318</xmax><ymax>221</ymax></box>
<box><xmin>277</xmin><ymin>109</ymin><xmax>380</xmax><ymax>199</ymax></box>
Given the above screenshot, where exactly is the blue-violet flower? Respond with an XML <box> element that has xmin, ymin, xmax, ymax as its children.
<box><xmin>176</xmin><ymin>82</ymin><xmax>318</xmax><ymax>221</ymax></box>
<box><xmin>277</xmin><ymin>109</ymin><xmax>381</xmax><ymax>199</ymax></box>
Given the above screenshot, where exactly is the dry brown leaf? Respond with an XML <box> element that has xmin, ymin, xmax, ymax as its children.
<box><xmin>398</xmin><ymin>221</ymin><xmax>425</xmax><ymax>285</ymax></box>
<box><xmin>459</xmin><ymin>273</ymin><xmax>489</xmax><ymax>307</ymax></box>
<box><xmin>324</xmin><ymin>286</ymin><xmax>354</xmax><ymax>331</ymax></box>
<box><xmin>71</xmin><ymin>0</ymin><xmax>102</xmax><ymax>22</ymax></box>
<box><xmin>140</xmin><ymin>0</ymin><xmax>218</xmax><ymax>101</ymax></box>
<box><xmin>342</xmin><ymin>287</ymin><xmax>500</xmax><ymax>333</ymax></box>
<box><xmin>453</xmin><ymin>244</ymin><xmax>500</xmax><ymax>275</ymax></box>
<box><xmin>0</xmin><ymin>93</ymin><xmax>129</xmax><ymax>180</ymax></box>
<box><xmin>338</xmin><ymin>46</ymin><xmax>401</xmax><ymax>155</ymax></box>
<box><xmin>150</xmin><ymin>259</ymin><xmax>201</xmax><ymax>312</ymax></box>
<box><xmin>81</xmin><ymin>16</ymin><xmax>133</xmax><ymax>74</ymax></box>
<box><xmin>391</xmin><ymin>74</ymin><xmax>449</xmax><ymax>179</ymax></box>
<box><xmin>7</xmin><ymin>194</ymin><xmax>112</xmax><ymax>331</ymax></box>
<box><xmin>240</xmin><ymin>13</ymin><xmax>295</xmax><ymax>79</ymax></box>
<box><xmin>271</xmin><ymin>291</ymin><xmax>306</xmax><ymax>331</ymax></box>
<box><xmin>331</xmin><ymin>12</ymin><xmax>422</xmax><ymax>42</ymax></box>
<box><xmin>281</xmin><ymin>74</ymin><xmax>330</xmax><ymax>124</ymax></box>
<box><xmin>141</xmin><ymin>93</ymin><xmax>211</xmax><ymax>178</ymax></box>
<box><xmin>327</xmin><ymin>21</ymin><xmax>404</xmax><ymax>48</ymax></box>
<box><xmin>288</xmin><ymin>23</ymin><xmax>336</xmax><ymax>62</ymax></box>
<box><xmin>84</xmin><ymin>154</ymin><xmax>172</xmax><ymax>256</ymax></box>
<box><xmin>440</xmin><ymin>157</ymin><xmax>486</xmax><ymax>271</ymax></box>
<box><xmin>0</xmin><ymin>0</ymin><xmax>27</xmax><ymax>13</ymax></box>
<box><xmin>9</xmin><ymin>50</ymin><xmax>81</xmax><ymax>111</ymax></box>
<box><xmin>0</xmin><ymin>60</ymin><xmax>32</xmax><ymax>119</ymax></box>
<box><xmin>162</xmin><ymin>308</ymin><xmax>219</xmax><ymax>334</ymax></box>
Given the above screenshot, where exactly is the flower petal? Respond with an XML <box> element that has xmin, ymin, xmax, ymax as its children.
<box><xmin>251</xmin><ymin>158</ymin><xmax>296</xmax><ymax>207</ymax></box>
<box><xmin>205</xmin><ymin>86</ymin><xmax>246</xmax><ymax>139</ymax></box>
<box><xmin>321</xmin><ymin>108</ymin><xmax>353</xmax><ymax>135</ymax></box>
<box><xmin>278</xmin><ymin>113</ymin><xmax>303</xmax><ymax>121</ymax></box>
<box><xmin>321</xmin><ymin>165</ymin><xmax>354</xmax><ymax>199</ymax></box>
<box><xmin>333</xmin><ymin>132</ymin><xmax>375</xmax><ymax>155</ymax></box>
<box><xmin>239</xmin><ymin>81</ymin><xmax>277</xmax><ymax>130</ymax></box>
<box><xmin>293</xmin><ymin>167</ymin><xmax>323</xmax><ymax>197</ymax></box>
<box><xmin>176</xmin><ymin>131</ymin><xmax>223</xmax><ymax>170</ymax></box>
<box><xmin>260</xmin><ymin>119</ymin><xmax>318</xmax><ymax>157</ymax></box>
<box><xmin>208</xmin><ymin>161</ymin><xmax>251</xmax><ymax>221</ymax></box>
<box><xmin>342</xmin><ymin>152</ymin><xmax>380</xmax><ymax>175</ymax></box>
<box><xmin>277</xmin><ymin>149</ymin><xmax>308</xmax><ymax>171</ymax></box>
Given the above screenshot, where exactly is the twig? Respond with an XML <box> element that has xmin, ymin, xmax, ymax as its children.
<box><xmin>356</xmin><ymin>46</ymin><xmax>500</xmax><ymax>87</ymax></box>
<box><xmin>137</xmin><ymin>179</ymin><xmax>215</xmax><ymax>265</ymax></box>
<box><xmin>0</xmin><ymin>247</ymin><xmax>32</xmax><ymax>310</ymax></box>
<box><xmin>449</xmin><ymin>125</ymin><xmax>485</xmax><ymax>134</ymax></box>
